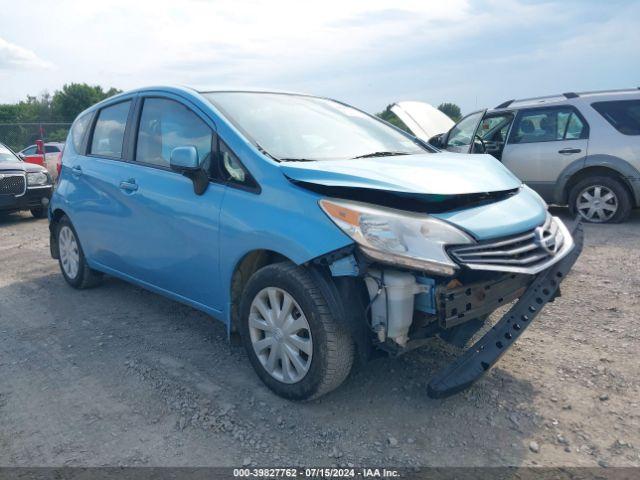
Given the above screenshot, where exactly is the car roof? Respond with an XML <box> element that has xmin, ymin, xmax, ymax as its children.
<box><xmin>492</xmin><ymin>88</ymin><xmax>640</xmax><ymax>111</ymax></box>
<box><xmin>79</xmin><ymin>85</ymin><xmax>315</xmax><ymax>119</ymax></box>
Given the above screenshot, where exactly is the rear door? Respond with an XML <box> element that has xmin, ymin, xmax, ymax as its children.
<box><xmin>64</xmin><ymin>99</ymin><xmax>137</xmax><ymax>267</ymax></box>
<box><xmin>501</xmin><ymin>106</ymin><xmax>589</xmax><ymax>201</ymax></box>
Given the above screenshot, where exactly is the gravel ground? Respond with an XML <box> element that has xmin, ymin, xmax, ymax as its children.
<box><xmin>1</xmin><ymin>208</ymin><xmax>639</xmax><ymax>468</ymax></box>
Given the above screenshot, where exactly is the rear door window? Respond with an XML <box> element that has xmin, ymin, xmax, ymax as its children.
<box><xmin>90</xmin><ymin>101</ymin><xmax>131</xmax><ymax>158</ymax></box>
<box><xmin>135</xmin><ymin>98</ymin><xmax>213</xmax><ymax>169</ymax></box>
<box><xmin>592</xmin><ymin>99</ymin><xmax>640</xmax><ymax>135</ymax></box>
<box><xmin>509</xmin><ymin>107</ymin><xmax>587</xmax><ymax>144</ymax></box>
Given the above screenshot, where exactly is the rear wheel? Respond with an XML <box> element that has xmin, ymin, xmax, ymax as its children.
<box><xmin>56</xmin><ymin>216</ymin><xmax>103</xmax><ymax>289</ymax></box>
<box><xmin>239</xmin><ymin>262</ymin><xmax>354</xmax><ymax>401</ymax></box>
<box><xmin>568</xmin><ymin>175</ymin><xmax>631</xmax><ymax>223</ymax></box>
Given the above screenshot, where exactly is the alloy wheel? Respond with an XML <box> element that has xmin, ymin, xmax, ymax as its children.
<box><xmin>248</xmin><ymin>287</ymin><xmax>313</xmax><ymax>384</ymax></box>
<box><xmin>59</xmin><ymin>226</ymin><xmax>80</xmax><ymax>279</ymax></box>
<box><xmin>576</xmin><ymin>185</ymin><xmax>618</xmax><ymax>223</ymax></box>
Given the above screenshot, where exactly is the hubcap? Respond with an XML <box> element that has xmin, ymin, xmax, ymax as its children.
<box><xmin>59</xmin><ymin>226</ymin><xmax>80</xmax><ymax>279</ymax></box>
<box><xmin>576</xmin><ymin>185</ymin><xmax>618</xmax><ymax>223</ymax></box>
<box><xmin>248</xmin><ymin>287</ymin><xmax>312</xmax><ymax>384</ymax></box>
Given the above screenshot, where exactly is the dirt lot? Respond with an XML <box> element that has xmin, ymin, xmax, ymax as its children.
<box><xmin>1</xmin><ymin>208</ymin><xmax>639</xmax><ymax>468</ymax></box>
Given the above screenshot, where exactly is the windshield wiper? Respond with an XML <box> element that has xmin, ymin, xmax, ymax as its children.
<box><xmin>352</xmin><ymin>151</ymin><xmax>411</xmax><ymax>159</ymax></box>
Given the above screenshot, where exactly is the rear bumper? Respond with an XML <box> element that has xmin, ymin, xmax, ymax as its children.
<box><xmin>427</xmin><ymin>219</ymin><xmax>584</xmax><ymax>399</ymax></box>
<box><xmin>0</xmin><ymin>185</ymin><xmax>53</xmax><ymax>212</ymax></box>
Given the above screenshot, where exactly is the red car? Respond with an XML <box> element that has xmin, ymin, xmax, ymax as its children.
<box><xmin>18</xmin><ymin>141</ymin><xmax>64</xmax><ymax>179</ymax></box>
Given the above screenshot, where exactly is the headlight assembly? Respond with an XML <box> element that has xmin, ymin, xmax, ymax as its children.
<box><xmin>319</xmin><ymin>198</ymin><xmax>474</xmax><ymax>275</ymax></box>
<box><xmin>27</xmin><ymin>171</ymin><xmax>50</xmax><ymax>186</ymax></box>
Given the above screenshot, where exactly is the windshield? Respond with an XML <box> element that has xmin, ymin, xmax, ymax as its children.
<box><xmin>0</xmin><ymin>144</ymin><xmax>20</xmax><ymax>163</ymax></box>
<box><xmin>204</xmin><ymin>92</ymin><xmax>426</xmax><ymax>161</ymax></box>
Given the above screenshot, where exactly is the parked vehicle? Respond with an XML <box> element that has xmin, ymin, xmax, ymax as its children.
<box><xmin>392</xmin><ymin>89</ymin><xmax>640</xmax><ymax>223</ymax></box>
<box><xmin>19</xmin><ymin>142</ymin><xmax>64</xmax><ymax>180</ymax></box>
<box><xmin>0</xmin><ymin>142</ymin><xmax>53</xmax><ymax>218</ymax></box>
<box><xmin>49</xmin><ymin>87</ymin><xmax>582</xmax><ymax>400</ymax></box>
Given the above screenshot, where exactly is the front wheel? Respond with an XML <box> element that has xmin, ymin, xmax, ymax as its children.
<box><xmin>239</xmin><ymin>262</ymin><xmax>354</xmax><ymax>401</ymax></box>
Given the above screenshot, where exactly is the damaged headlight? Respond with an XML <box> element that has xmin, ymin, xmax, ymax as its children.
<box><xmin>319</xmin><ymin>198</ymin><xmax>474</xmax><ymax>275</ymax></box>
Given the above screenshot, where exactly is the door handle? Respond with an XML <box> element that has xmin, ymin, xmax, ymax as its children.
<box><xmin>71</xmin><ymin>165</ymin><xmax>83</xmax><ymax>176</ymax></box>
<box><xmin>119</xmin><ymin>179</ymin><xmax>138</xmax><ymax>192</ymax></box>
<box><xmin>558</xmin><ymin>148</ymin><xmax>582</xmax><ymax>155</ymax></box>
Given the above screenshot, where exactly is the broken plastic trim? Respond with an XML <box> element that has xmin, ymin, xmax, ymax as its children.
<box><xmin>289</xmin><ymin>179</ymin><xmax>520</xmax><ymax>214</ymax></box>
<box><xmin>427</xmin><ymin>220</ymin><xmax>583</xmax><ymax>399</ymax></box>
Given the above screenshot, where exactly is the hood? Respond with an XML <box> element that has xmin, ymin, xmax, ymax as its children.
<box><xmin>0</xmin><ymin>161</ymin><xmax>46</xmax><ymax>173</ymax></box>
<box><xmin>390</xmin><ymin>101</ymin><xmax>454</xmax><ymax>141</ymax></box>
<box><xmin>281</xmin><ymin>152</ymin><xmax>521</xmax><ymax>196</ymax></box>
<box><xmin>282</xmin><ymin>153</ymin><xmax>547</xmax><ymax>240</ymax></box>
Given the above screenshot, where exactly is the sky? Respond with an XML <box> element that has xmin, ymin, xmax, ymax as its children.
<box><xmin>0</xmin><ymin>0</ymin><xmax>639</xmax><ymax>115</ymax></box>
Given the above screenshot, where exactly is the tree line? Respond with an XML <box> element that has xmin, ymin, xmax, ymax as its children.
<box><xmin>0</xmin><ymin>83</ymin><xmax>121</xmax><ymax>149</ymax></box>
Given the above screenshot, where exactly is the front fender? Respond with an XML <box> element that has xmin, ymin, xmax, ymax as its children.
<box><xmin>218</xmin><ymin>182</ymin><xmax>353</xmax><ymax>325</ymax></box>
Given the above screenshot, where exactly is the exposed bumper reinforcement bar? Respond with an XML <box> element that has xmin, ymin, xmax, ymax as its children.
<box><xmin>427</xmin><ymin>219</ymin><xmax>584</xmax><ymax>399</ymax></box>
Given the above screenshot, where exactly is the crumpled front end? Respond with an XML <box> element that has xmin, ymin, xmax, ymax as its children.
<box><xmin>427</xmin><ymin>220</ymin><xmax>583</xmax><ymax>397</ymax></box>
<box><xmin>321</xmin><ymin>213</ymin><xmax>583</xmax><ymax>398</ymax></box>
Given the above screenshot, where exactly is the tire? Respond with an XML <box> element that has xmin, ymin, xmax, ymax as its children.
<box><xmin>239</xmin><ymin>262</ymin><xmax>354</xmax><ymax>401</ymax></box>
<box><xmin>30</xmin><ymin>207</ymin><xmax>48</xmax><ymax>219</ymax></box>
<box><xmin>56</xmin><ymin>216</ymin><xmax>103</xmax><ymax>289</ymax></box>
<box><xmin>568</xmin><ymin>175</ymin><xmax>632</xmax><ymax>224</ymax></box>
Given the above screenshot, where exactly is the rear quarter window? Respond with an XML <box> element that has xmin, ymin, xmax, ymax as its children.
<box><xmin>70</xmin><ymin>112</ymin><xmax>93</xmax><ymax>153</ymax></box>
<box><xmin>592</xmin><ymin>99</ymin><xmax>640</xmax><ymax>135</ymax></box>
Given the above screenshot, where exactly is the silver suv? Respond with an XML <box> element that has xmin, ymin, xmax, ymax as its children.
<box><xmin>393</xmin><ymin>89</ymin><xmax>640</xmax><ymax>223</ymax></box>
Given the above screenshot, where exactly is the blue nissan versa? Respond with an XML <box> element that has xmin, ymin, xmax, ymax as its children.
<box><xmin>49</xmin><ymin>86</ymin><xmax>583</xmax><ymax>400</ymax></box>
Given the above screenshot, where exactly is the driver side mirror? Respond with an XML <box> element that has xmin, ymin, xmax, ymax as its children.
<box><xmin>170</xmin><ymin>146</ymin><xmax>199</xmax><ymax>172</ymax></box>
<box><xmin>170</xmin><ymin>146</ymin><xmax>209</xmax><ymax>195</ymax></box>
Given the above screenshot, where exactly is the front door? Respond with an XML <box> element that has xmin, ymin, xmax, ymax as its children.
<box><xmin>501</xmin><ymin>106</ymin><xmax>589</xmax><ymax>202</ymax></box>
<box><xmin>117</xmin><ymin>95</ymin><xmax>226</xmax><ymax>313</ymax></box>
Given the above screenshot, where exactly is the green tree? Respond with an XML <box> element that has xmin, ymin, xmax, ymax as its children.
<box><xmin>51</xmin><ymin>83</ymin><xmax>122</xmax><ymax>121</ymax></box>
<box><xmin>437</xmin><ymin>102</ymin><xmax>462</xmax><ymax>122</ymax></box>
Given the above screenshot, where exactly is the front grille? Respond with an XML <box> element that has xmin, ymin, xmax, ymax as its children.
<box><xmin>0</xmin><ymin>174</ymin><xmax>26</xmax><ymax>196</ymax></box>
<box><xmin>449</xmin><ymin>215</ymin><xmax>567</xmax><ymax>274</ymax></box>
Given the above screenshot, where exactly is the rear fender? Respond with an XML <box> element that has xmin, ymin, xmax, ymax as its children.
<box><xmin>556</xmin><ymin>154</ymin><xmax>640</xmax><ymax>206</ymax></box>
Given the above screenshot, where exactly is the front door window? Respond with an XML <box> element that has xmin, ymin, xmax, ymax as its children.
<box><xmin>136</xmin><ymin>98</ymin><xmax>213</xmax><ymax>170</ymax></box>
<box><xmin>445</xmin><ymin>110</ymin><xmax>484</xmax><ymax>152</ymax></box>
<box><xmin>474</xmin><ymin>113</ymin><xmax>514</xmax><ymax>158</ymax></box>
